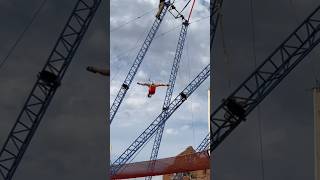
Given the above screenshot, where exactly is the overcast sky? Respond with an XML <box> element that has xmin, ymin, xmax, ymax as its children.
<box><xmin>110</xmin><ymin>0</ymin><xmax>210</xmax><ymax>179</ymax></box>
<box><xmin>0</xmin><ymin>0</ymin><xmax>107</xmax><ymax>179</ymax></box>
<box><xmin>212</xmin><ymin>0</ymin><xmax>320</xmax><ymax>179</ymax></box>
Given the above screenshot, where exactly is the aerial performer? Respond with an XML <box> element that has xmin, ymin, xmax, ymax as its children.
<box><xmin>155</xmin><ymin>0</ymin><xmax>165</xmax><ymax>20</ymax></box>
<box><xmin>86</xmin><ymin>66</ymin><xmax>110</xmax><ymax>76</ymax></box>
<box><xmin>137</xmin><ymin>81</ymin><xmax>170</xmax><ymax>98</ymax></box>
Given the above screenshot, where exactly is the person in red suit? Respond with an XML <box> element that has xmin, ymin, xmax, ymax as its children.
<box><xmin>137</xmin><ymin>82</ymin><xmax>170</xmax><ymax>98</ymax></box>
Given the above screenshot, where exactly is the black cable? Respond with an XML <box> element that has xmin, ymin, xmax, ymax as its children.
<box><xmin>0</xmin><ymin>0</ymin><xmax>48</xmax><ymax>70</ymax></box>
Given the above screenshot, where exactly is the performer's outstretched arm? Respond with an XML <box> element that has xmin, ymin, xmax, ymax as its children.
<box><xmin>154</xmin><ymin>83</ymin><xmax>170</xmax><ymax>87</ymax></box>
<box><xmin>137</xmin><ymin>82</ymin><xmax>150</xmax><ymax>86</ymax></box>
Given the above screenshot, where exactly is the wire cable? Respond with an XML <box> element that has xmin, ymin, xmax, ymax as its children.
<box><xmin>110</xmin><ymin>0</ymin><xmax>186</xmax><ymax>33</ymax></box>
<box><xmin>110</xmin><ymin>8</ymin><xmax>156</xmax><ymax>32</ymax></box>
<box><xmin>0</xmin><ymin>0</ymin><xmax>48</xmax><ymax>70</ymax></box>
<box><xmin>250</xmin><ymin>0</ymin><xmax>265</xmax><ymax>179</ymax></box>
<box><xmin>111</xmin><ymin>15</ymin><xmax>209</xmax><ymax>66</ymax></box>
<box><xmin>186</xmin><ymin>35</ymin><xmax>196</xmax><ymax>147</ymax></box>
<box><xmin>111</xmin><ymin>19</ymin><xmax>152</xmax><ymax>82</ymax></box>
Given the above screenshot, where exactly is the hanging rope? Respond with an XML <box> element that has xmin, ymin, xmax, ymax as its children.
<box><xmin>250</xmin><ymin>0</ymin><xmax>265</xmax><ymax>179</ymax></box>
<box><xmin>0</xmin><ymin>0</ymin><xmax>48</xmax><ymax>70</ymax></box>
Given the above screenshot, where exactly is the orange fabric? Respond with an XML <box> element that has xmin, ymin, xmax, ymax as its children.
<box><xmin>111</xmin><ymin>151</ymin><xmax>210</xmax><ymax>179</ymax></box>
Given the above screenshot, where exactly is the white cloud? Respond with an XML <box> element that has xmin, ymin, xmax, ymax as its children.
<box><xmin>125</xmin><ymin>96</ymin><xmax>147</xmax><ymax>107</ymax></box>
<box><xmin>180</xmin><ymin>124</ymin><xmax>190</xmax><ymax>130</ymax></box>
<box><xmin>165</xmin><ymin>128</ymin><xmax>179</xmax><ymax>135</ymax></box>
<box><xmin>137</xmin><ymin>70</ymin><xmax>148</xmax><ymax>79</ymax></box>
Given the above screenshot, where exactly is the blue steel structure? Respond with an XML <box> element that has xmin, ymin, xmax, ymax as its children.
<box><xmin>210</xmin><ymin>5</ymin><xmax>320</xmax><ymax>152</ymax></box>
<box><xmin>196</xmin><ymin>133</ymin><xmax>209</xmax><ymax>151</ymax></box>
<box><xmin>111</xmin><ymin>64</ymin><xmax>210</xmax><ymax>175</ymax></box>
<box><xmin>145</xmin><ymin>20</ymin><xmax>189</xmax><ymax>180</ymax></box>
<box><xmin>0</xmin><ymin>0</ymin><xmax>101</xmax><ymax>179</ymax></box>
<box><xmin>169</xmin><ymin>1</ymin><xmax>223</xmax><ymax>179</ymax></box>
<box><xmin>109</xmin><ymin>2</ymin><xmax>170</xmax><ymax>123</ymax></box>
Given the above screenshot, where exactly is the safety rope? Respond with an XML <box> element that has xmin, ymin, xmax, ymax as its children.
<box><xmin>0</xmin><ymin>0</ymin><xmax>48</xmax><ymax>70</ymax></box>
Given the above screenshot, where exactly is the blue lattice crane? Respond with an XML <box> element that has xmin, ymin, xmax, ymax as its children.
<box><xmin>146</xmin><ymin>1</ymin><xmax>221</xmax><ymax>179</ymax></box>
<box><xmin>111</xmin><ymin>64</ymin><xmax>210</xmax><ymax>175</ymax></box>
<box><xmin>0</xmin><ymin>1</ymin><xmax>102</xmax><ymax>179</ymax></box>
<box><xmin>109</xmin><ymin>1</ymin><xmax>171</xmax><ymax>123</ymax></box>
<box><xmin>207</xmin><ymin>4</ymin><xmax>320</xmax><ymax>152</ymax></box>
<box><xmin>145</xmin><ymin>19</ymin><xmax>189</xmax><ymax>180</ymax></box>
<box><xmin>169</xmin><ymin>3</ymin><xmax>222</xmax><ymax>179</ymax></box>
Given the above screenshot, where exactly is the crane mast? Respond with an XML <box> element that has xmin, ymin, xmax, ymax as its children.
<box><xmin>109</xmin><ymin>2</ymin><xmax>170</xmax><ymax>123</ymax></box>
<box><xmin>210</xmin><ymin>4</ymin><xmax>320</xmax><ymax>152</ymax></box>
<box><xmin>111</xmin><ymin>64</ymin><xmax>210</xmax><ymax>175</ymax></box>
<box><xmin>0</xmin><ymin>1</ymin><xmax>101</xmax><ymax>179</ymax></box>
<box><xmin>145</xmin><ymin>20</ymin><xmax>189</xmax><ymax>180</ymax></box>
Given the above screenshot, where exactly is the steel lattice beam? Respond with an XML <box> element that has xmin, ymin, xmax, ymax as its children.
<box><xmin>109</xmin><ymin>3</ymin><xmax>170</xmax><ymax>123</ymax></box>
<box><xmin>111</xmin><ymin>64</ymin><xmax>210</xmax><ymax>175</ymax></box>
<box><xmin>210</xmin><ymin>5</ymin><xmax>320</xmax><ymax>152</ymax></box>
<box><xmin>145</xmin><ymin>21</ymin><xmax>189</xmax><ymax>180</ymax></box>
<box><xmin>0</xmin><ymin>0</ymin><xmax>101</xmax><ymax>179</ymax></box>
<box><xmin>197</xmin><ymin>134</ymin><xmax>210</xmax><ymax>152</ymax></box>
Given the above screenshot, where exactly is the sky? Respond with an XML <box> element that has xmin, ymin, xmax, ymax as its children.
<box><xmin>212</xmin><ymin>0</ymin><xmax>320</xmax><ymax>179</ymax></box>
<box><xmin>0</xmin><ymin>0</ymin><xmax>108</xmax><ymax>179</ymax></box>
<box><xmin>110</xmin><ymin>0</ymin><xmax>210</xmax><ymax>179</ymax></box>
